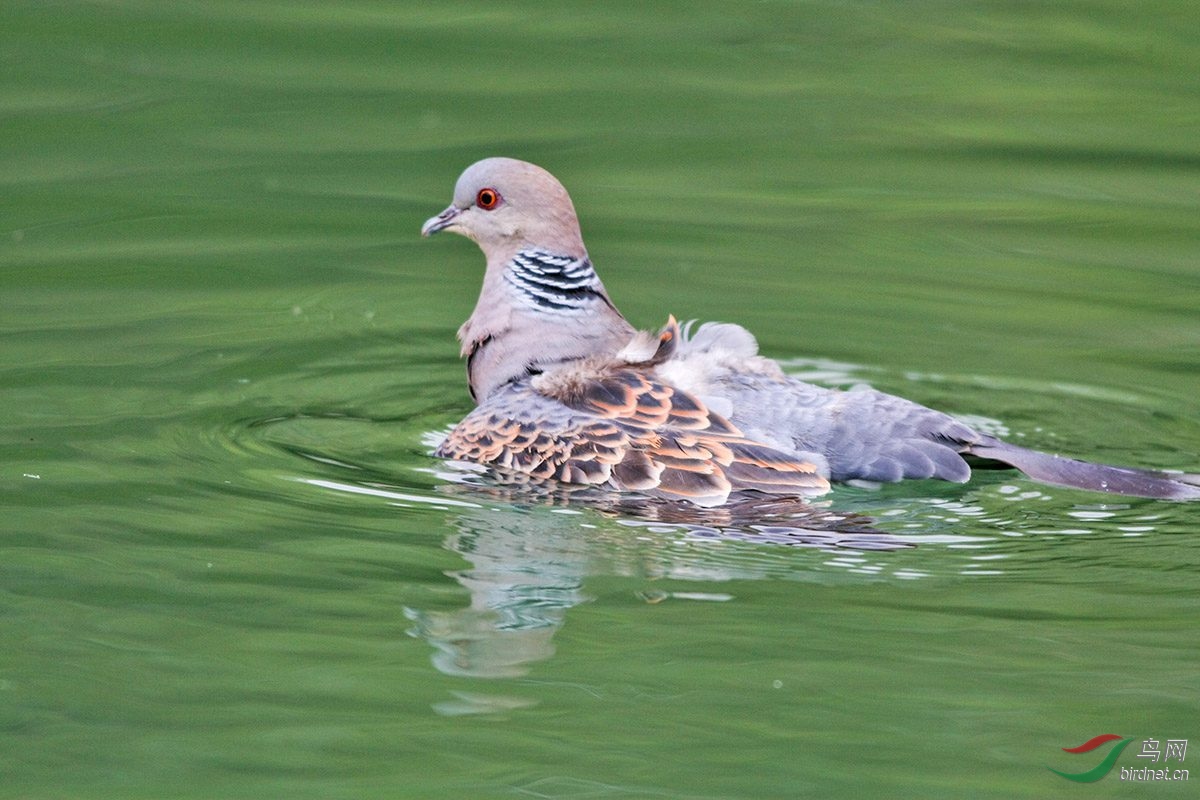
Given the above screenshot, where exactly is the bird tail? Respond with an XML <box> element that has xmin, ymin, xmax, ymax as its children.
<box><xmin>968</xmin><ymin>441</ymin><xmax>1200</xmax><ymax>501</ymax></box>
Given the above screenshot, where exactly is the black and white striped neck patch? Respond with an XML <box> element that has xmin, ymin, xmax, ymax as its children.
<box><xmin>503</xmin><ymin>249</ymin><xmax>605</xmax><ymax>312</ymax></box>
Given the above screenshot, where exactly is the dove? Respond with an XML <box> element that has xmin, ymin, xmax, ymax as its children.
<box><xmin>422</xmin><ymin>157</ymin><xmax>1200</xmax><ymax>505</ymax></box>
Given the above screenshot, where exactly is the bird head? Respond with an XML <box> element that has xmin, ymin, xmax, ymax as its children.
<box><xmin>421</xmin><ymin>157</ymin><xmax>587</xmax><ymax>261</ymax></box>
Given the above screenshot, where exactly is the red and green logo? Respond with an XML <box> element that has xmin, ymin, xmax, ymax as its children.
<box><xmin>1049</xmin><ymin>734</ymin><xmax>1134</xmax><ymax>782</ymax></box>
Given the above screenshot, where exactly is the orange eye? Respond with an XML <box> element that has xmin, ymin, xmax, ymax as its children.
<box><xmin>476</xmin><ymin>188</ymin><xmax>500</xmax><ymax>210</ymax></box>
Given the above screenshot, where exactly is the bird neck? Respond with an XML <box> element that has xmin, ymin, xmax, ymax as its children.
<box><xmin>458</xmin><ymin>248</ymin><xmax>635</xmax><ymax>402</ymax></box>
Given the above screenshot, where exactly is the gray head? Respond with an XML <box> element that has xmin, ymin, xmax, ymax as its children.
<box><xmin>421</xmin><ymin>158</ymin><xmax>636</xmax><ymax>402</ymax></box>
<box><xmin>421</xmin><ymin>157</ymin><xmax>587</xmax><ymax>261</ymax></box>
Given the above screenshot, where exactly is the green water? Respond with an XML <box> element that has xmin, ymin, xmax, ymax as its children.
<box><xmin>4</xmin><ymin>2</ymin><xmax>1199</xmax><ymax>797</ymax></box>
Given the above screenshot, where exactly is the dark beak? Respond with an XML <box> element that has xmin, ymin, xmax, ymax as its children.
<box><xmin>421</xmin><ymin>205</ymin><xmax>461</xmax><ymax>237</ymax></box>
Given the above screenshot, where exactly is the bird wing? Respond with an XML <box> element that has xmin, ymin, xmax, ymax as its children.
<box><xmin>666</xmin><ymin>321</ymin><xmax>980</xmax><ymax>484</ymax></box>
<box><xmin>728</xmin><ymin>373</ymin><xmax>1200</xmax><ymax>499</ymax></box>
<box><xmin>718</xmin><ymin>374</ymin><xmax>980</xmax><ymax>483</ymax></box>
<box><xmin>437</xmin><ymin>367</ymin><xmax>829</xmax><ymax>507</ymax></box>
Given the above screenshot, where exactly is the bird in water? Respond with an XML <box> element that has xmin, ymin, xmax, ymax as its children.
<box><xmin>421</xmin><ymin>157</ymin><xmax>1200</xmax><ymax>506</ymax></box>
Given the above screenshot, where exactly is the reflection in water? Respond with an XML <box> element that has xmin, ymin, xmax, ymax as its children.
<box><xmin>394</xmin><ymin>477</ymin><xmax>907</xmax><ymax>685</ymax></box>
<box><xmin>297</xmin><ymin>463</ymin><xmax>1179</xmax><ymax>716</ymax></box>
<box><xmin>404</xmin><ymin>509</ymin><xmax>589</xmax><ymax>680</ymax></box>
<box><xmin>429</xmin><ymin>466</ymin><xmax>902</xmax><ymax>548</ymax></box>
<box><xmin>303</xmin><ymin>476</ymin><xmax>905</xmax><ymax>687</ymax></box>
<box><xmin>403</xmin><ymin>505</ymin><xmax>598</xmax><ymax>716</ymax></box>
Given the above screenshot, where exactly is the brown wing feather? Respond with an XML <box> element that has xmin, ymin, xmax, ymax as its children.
<box><xmin>438</xmin><ymin>408</ymin><xmax>626</xmax><ymax>488</ymax></box>
<box><xmin>553</xmin><ymin>366</ymin><xmax>828</xmax><ymax>506</ymax></box>
<box><xmin>438</xmin><ymin>336</ymin><xmax>830</xmax><ymax>506</ymax></box>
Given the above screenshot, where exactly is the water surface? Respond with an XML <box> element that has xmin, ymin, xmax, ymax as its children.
<box><xmin>4</xmin><ymin>2</ymin><xmax>1199</xmax><ymax>797</ymax></box>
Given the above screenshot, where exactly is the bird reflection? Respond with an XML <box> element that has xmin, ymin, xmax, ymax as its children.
<box><xmin>405</xmin><ymin>518</ymin><xmax>581</xmax><ymax>680</ymax></box>
<box><xmin>405</xmin><ymin>483</ymin><xmax>904</xmax><ymax>684</ymax></box>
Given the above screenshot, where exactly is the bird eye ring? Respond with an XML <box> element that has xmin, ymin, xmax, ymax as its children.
<box><xmin>476</xmin><ymin>188</ymin><xmax>500</xmax><ymax>210</ymax></box>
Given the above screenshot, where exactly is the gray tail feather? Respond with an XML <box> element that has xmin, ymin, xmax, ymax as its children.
<box><xmin>968</xmin><ymin>441</ymin><xmax>1200</xmax><ymax>501</ymax></box>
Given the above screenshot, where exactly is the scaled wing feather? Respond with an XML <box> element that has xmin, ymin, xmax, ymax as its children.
<box><xmin>438</xmin><ymin>362</ymin><xmax>830</xmax><ymax>507</ymax></box>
